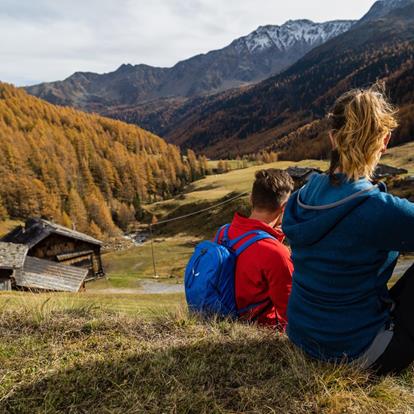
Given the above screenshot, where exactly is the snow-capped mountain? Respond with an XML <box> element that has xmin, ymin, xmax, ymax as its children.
<box><xmin>360</xmin><ymin>0</ymin><xmax>414</xmax><ymax>22</ymax></box>
<box><xmin>26</xmin><ymin>19</ymin><xmax>354</xmax><ymax>114</ymax></box>
<box><xmin>235</xmin><ymin>20</ymin><xmax>354</xmax><ymax>54</ymax></box>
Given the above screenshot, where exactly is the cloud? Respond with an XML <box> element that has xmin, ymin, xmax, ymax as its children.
<box><xmin>0</xmin><ymin>0</ymin><xmax>376</xmax><ymax>86</ymax></box>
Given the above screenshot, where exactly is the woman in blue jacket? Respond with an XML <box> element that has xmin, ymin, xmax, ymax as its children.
<box><xmin>282</xmin><ymin>87</ymin><xmax>414</xmax><ymax>375</ymax></box>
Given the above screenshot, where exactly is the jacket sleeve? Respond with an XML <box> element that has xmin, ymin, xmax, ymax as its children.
<box><xmin>264</xmin><ymin>245</ymin><xmax>293</xmax><ymax>328</ymax></box>
<box><xmin>367</xmin><ymin>193</ymin><xmax>414</xmax><ymax>252</ymax></box>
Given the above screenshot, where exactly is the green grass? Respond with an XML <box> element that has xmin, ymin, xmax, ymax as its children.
<box><xmin>95</xmin><ymin>236</ymin><xmax>196</xmax><ymax>289</ymax></box>
<box><xmin>0</xmin><ymin>297</ymin><xmax>413</xmax><ymax>413</ymax></box>
<box><xmin>149</xmin><ymin>159</ymin><xmax>328</xmax><ymax>218</ymax></box>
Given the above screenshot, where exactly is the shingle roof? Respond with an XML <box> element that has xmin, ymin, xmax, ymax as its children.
<box><xmin>15</xmin><ymin>256</ymin><xmax>88</xmax><ymax>292</ymax></box>
<box><xmin>375</xmin><ymin>164</ymin><xmax>408</xmax><ymax>179</ymax></box>
<box><xmin>286</xmin><ymin>166</ymin><xmax>323</xmax><ymax>180</ymax></box>
<box><xmin>2</xmin><ymin>218</ymin><xmax>102</xmax><ymax>247</ymax></box>
<box><xmin>0</xmin><ymin>242</ymin><xmax>28</xmax><ymax>270</ymax></box>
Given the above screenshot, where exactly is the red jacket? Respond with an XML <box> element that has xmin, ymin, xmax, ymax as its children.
<box><xmin>216</xmin><ymin>213</ymin><xmax>293</xmax><ymax>329</ymax></box>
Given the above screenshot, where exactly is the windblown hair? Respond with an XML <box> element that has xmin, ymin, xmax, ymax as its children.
<box><xmin>328</xmin><ymin>86</ymin><xmax>398</xmax><ymax>182</ymax></box>
<box><xmin>251</xmin><ymin>169</ymin><xmax>294</xmax><ymax>211</ymax></box>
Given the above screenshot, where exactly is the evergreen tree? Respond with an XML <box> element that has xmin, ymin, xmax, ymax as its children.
<box><xmin>67</xmin><ymin>188</ymin><xmax>89</xmax><ymax>232</ymax></box>
<box><xmin>132</xmin><ymin>192</ymin><xmax>144</xmax><ymax>220</ymax></box>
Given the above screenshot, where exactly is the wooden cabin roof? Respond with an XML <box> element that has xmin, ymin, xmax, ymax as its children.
<box><xmin>14</xmin><ymin>256</ymin><xmax>88</xmax><ymax>292</ymax></box>
<box><xmin>2</xmin><ymin>218</ymin><xmax>102</xmax><ymax>248</ymax></box>
<box><xmin>374</xmin><ymin>164</ymin><xmax>408</xmax><ymax>179</ymax></box>
<box><xmin>286</xmin><ymin>166</ymin><xmax>323</xmax><ymax>180</ymax></box>
<box><xmin>0</xmin><ymin>242</ymin><xmax>28</xmax><ymax>270</ymax></box>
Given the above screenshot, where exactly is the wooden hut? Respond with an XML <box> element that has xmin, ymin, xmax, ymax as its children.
<box><xmin>0</xmin><ymin>242</ymin><xmax>28</xmax><ymax>291</ymax></box>
<box><xmin>2</xmin><ymin>218</ymin><xmax>104</xmax><ymax>281</ymax></box>
<box><xmin>374</xmin><ymin>164</ymin><xmax>408</xmax><ymax>179</ymax></box>
<box><xmin>15</xmin><ymin>257</ymin><xmax>88</xmax><ymax>292</ymax></box>
<box><xmin>286</xmin><ymin>166</ymin><xmax>323</xmax><ymax>189</ymax></box>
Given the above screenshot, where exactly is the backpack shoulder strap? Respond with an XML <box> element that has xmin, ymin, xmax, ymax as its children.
<box><xmin>231</xmin><ymin>230</ymin><xmax>276</xmax><ymax>257</ymax></box>
<box><xmin>214</xmin><ymin>224</ymin><xmax>230</xmax><ymax>244</ymax></box>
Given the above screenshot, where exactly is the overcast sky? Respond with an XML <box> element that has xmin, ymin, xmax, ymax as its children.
<box><xmin>0</xmin><ymin>0</ymin><xmax>377</xmax><ymax>86</ymax></box>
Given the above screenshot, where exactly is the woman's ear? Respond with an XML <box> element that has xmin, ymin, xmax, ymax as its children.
<box><xmin>329</xmin><ymin>131</ymin><xmax>336</xmax><ymax>149</ymax></box>
<box><xmin>381</xmin><ymin>133</ymin><xmax>391</xmax><ymax>153</ymax></box>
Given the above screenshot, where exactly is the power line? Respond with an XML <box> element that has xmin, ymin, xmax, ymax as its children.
<box><xmin>147</xmin><ymin>191</ymin><xmax>249</xmax><ymax>278</ymax></box>
<box><xmin>150</xmin><ymin>191</ymin><xmax>249</xmax><ymax>226</ymax></box>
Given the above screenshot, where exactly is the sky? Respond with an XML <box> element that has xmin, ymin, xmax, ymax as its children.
<box><xmin>0</xmin><ymin>0</ymin><xmax>377</xmax><ymax>86</ymax></box>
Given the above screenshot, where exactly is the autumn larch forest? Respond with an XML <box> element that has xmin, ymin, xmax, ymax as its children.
<box><xmin>0</xmin><ymin>83</ymin><xmax>208</xmax><ymax>237</ymax></box>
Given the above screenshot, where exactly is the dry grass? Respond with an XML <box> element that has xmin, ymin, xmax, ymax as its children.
<box><xmin>382</xmin><ymin>142</ymin><xmax>414</xmax><ymax>174</ymax></box>
<box><xmin>0</xmin><ymin>219</ymin><xmax>23</xmax><ymax>238</ymax></box>
<box><xmin>0</xmin><ymin>296</ymin><xmax>413</xmax><ymax>414</ymax></box>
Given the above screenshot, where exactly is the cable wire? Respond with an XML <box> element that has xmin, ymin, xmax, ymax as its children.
<box><xmin>150</xmin><ymin>191</ymin><xmax>249</xmax><ymax>226</ymax></box>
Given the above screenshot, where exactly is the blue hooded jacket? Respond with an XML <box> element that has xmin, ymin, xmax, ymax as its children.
<box><xmin>282</xmin><ymin>173</ymin><xmax>414</xmax><ymax>361</ymax></box>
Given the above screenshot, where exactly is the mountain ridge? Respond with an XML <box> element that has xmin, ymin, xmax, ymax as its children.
<box><xmin>156</xmin><ymin>3</ymin><xmax>414</xmax><ymax>157</ymax></box>
<box><xmin>25</xmin><ymin>19</ymin><xmax>354</xmax><ymax>111</ymax></box>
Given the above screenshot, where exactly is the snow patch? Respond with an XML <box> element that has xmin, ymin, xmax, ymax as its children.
<box><xmin>235</xmin><ymin>20</ymin><xmax>354</xmax><ymax>54</ymax></box>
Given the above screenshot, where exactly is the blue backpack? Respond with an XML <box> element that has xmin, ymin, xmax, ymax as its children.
<box><xmin>184</xmin><ymin>224</ymin><xmax>276</xmax><ymax>318</ymax></box>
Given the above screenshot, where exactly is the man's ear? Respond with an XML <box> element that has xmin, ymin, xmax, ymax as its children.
<box><xmin>280</xmin><ymin>201</ymin><xmax>288</xmax><ymax>211</ymax></box>
<box><xmin>329</xmin><ymin>131</ymin><xmax>336</xmax><ymax>150</ymax></box>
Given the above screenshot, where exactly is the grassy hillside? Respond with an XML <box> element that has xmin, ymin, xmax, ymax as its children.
<box><xmin>148</xmin><ymin>159</ymin><xmax>328</xmax><ymax>217</ymax></box>
<box><xmin>1</xmin><ymin>294</ymin><xmax>413</xmax><ymax>413</ymax></box>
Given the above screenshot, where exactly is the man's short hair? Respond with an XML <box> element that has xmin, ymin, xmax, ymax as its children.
<box><xmin>251</xmin><ymin>169</ymin><xmax>294</xmax><ymax>211</ymax></box>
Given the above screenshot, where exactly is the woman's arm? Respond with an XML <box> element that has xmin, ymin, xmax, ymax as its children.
<box><xmin>367</xmin><ymin>193</ymin><xmax>414</xmax><ymax>252</ymax></box>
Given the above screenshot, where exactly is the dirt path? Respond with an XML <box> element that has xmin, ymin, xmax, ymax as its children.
<box><xmin>92</xmin><ymin>280</ymin><xmax>183</xmax><ymax>295</ymax></box>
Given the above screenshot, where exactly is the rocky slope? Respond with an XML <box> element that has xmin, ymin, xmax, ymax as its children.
<box><xmin>154</xmin><ymin>2</ymin><xmax>414</xmax><ymax>157</ymax></box>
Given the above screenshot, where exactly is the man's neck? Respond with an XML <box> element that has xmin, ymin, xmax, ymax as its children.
<box><xmin>249</xmin><ymin>210</ymin><xmax>281</xmax><ymax>228</ymax></box>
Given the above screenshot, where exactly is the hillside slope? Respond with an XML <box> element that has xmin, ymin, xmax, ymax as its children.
<box><xmin>0</xmin><ymin>83</ymin><xmax>202</xmax><ymax>237</ymax></box>
<box><xmin>154</xmin><ymin>3</ymin><xmax>414</xmax><ymax>157</ymax></box>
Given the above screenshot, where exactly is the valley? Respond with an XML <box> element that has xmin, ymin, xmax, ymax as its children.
<box><xmin>1</xmin><ymin>1</ymin><xmax>414</xmax><ymax>412</ymax></box>
<box><xmin>91</xmin><ymin>144</ymin><xmax>412</xmax><ymax>294</ymax></box>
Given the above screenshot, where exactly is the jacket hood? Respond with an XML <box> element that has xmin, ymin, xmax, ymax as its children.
<box><xmin>282</xmin><ymin>173</ymin><xmax>382</xmax><ymax>247</ymax></box>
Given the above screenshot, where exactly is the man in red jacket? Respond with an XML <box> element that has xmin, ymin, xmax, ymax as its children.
<box><xmin>216</xmin><ymin>169</ymin><xmax>294</xmax><ymax>330</ymax></box>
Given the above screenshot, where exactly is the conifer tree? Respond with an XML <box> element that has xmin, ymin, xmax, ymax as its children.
<box><xmin>0</xmin><ymin>82</ymin><xmax>200</xmax><ymax>235</ymax></box>
<box><xmin>67</xmin><ymin>188</ymin><xmax>89</xmax><ymax>232</ymax></box>
<box><xmin>133</xmin><ymin>192</ymin><xmax>144</xmax><ymax>220</ymax></box>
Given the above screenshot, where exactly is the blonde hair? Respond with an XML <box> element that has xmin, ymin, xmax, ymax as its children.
<box><xmin>328</xmin><ymin>86</ymin><xmax>398</xmax><ymax>181</ymax></box>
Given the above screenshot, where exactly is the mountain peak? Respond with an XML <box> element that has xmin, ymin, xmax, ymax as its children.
<box><xmin>235</xmin><ymin>19</ymin><xmax>354</xmax><ymax>54</ymax></box>
<box><xmin>360</xmin><ymin>0</ymin><xmax>414</xmax><ymax>22</ymax></box>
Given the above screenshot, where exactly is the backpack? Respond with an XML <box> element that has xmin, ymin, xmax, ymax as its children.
<box><xmin>184</xmin><ymin>224</ymin><xmax>276</xmax><ymax>318</ymax></box>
